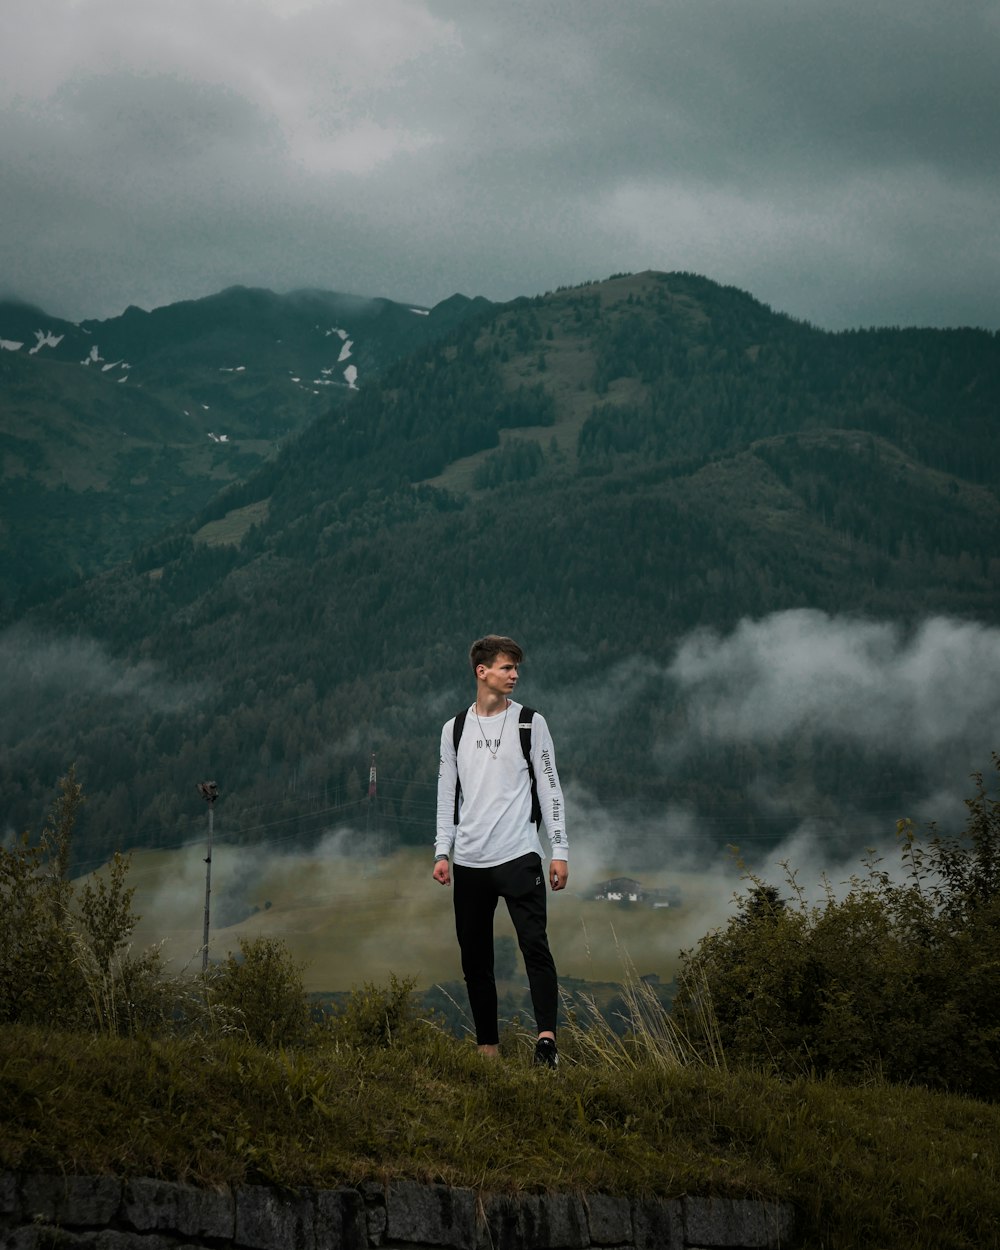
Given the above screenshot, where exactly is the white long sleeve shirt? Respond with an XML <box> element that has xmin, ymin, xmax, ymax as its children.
<box><xmin>435</xmin><ymin>700</ymin><xmax>568</xmax><ymax>868</ymax></box>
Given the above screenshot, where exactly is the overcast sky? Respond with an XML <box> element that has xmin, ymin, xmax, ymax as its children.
<box><xmin>3</xmin><ymin>0</ymin><xmax>998</xmax><ymax>329</ymax></box>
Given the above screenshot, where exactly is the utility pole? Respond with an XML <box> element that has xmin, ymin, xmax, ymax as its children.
<box><xmin>197</xmin><ymin>781</ymin><xmax>219</xmax><ymax>972</ymax></box>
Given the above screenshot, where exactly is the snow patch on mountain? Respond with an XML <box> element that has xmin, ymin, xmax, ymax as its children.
<box><xmin>321</xmin><ymin>327</ymin><xmax>360</xmax><ymax>384</ymax></box>
<box><xmin>1</xmin><ymin>339</ymin><xmax>24</xmax><ymax>352</ymax></box>
<box><xmin>82</xmin><ymin>345</ymin><xmax>104</xmax><ymax>365</ymax></box>
<box><xmin>409</xmin><ymin>308</ymin><xmax>430</xmax><ymax>316</ymax></box>
<box><xmin>29</xmin><ymin>330</ymin><xmax>64</xmax><ymax>354</ymax></box>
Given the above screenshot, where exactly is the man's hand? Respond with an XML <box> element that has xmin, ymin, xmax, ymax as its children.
<box><xmin>433</xmin><ymin>858</ymin><xmax>451</xmax><ymax>886</ymax></box>
<box><xmin>550</xmin><ymin>860</ymin><xmax>568</xmax><ymax>891</ymax></box>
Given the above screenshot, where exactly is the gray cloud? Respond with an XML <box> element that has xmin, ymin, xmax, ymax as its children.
<box><xmin>1</xmin><ymin>0</ymin><xmax>996</xmax><ymax>327</ymax></box>
<box><xmin>0</xmin><ymin>626</ymin><xmax>201</xmax><ymax>747</ymax></box>
<box><xmin>530</xmin><ymin>610</ymin><xmax>999</xmax><ymax>884</ymax></box>
<box><xmin>662</xmin><ymin>609</ymin><xmax>1000</xmax><ymax>865</ymax></box>
<box><xmin>669</xmin><ymin>611</ymin><xmax>1000</xmax><ymax>759</ymax></box>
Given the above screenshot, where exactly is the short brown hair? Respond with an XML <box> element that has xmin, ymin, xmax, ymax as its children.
<box><xmin>469</xmin><ymin>635</ymin><xmax>524</xmax><ymax>671</ymax></box>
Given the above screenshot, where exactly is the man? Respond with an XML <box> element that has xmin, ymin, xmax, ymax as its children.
<box><xmin>434</xmin><ymin>634</ymin><xmax>568</xmax><ymax>1067</ymax></box>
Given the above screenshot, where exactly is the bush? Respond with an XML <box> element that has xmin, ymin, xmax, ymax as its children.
<box><xmin>1</xmin><ymin>771</ymin><xmax>138</xmax><ymax>1031</ymax></box>
<box><xmin>207</xmin><ymin>936</ymin><xmax>310</xmax><ymax>1047</ymax></box>
<box><xmin>326</xmin><ymin>972</ymin><xmax>416</xmax><ymax>1049</ymax></box>
<box><xmin>0</xmin><ymin>768</ymin><xmax>169</xmax><ymax>1035</ymax></box>
<box><xmin>0</xmin><ymin>771</ymin><xmax>321</xmax><ymax>1046</ymax></box>
<box><xmin>0</xmin><ymin>829</ymin><xmax>81</xmax><ymax>1027</ymax></box>
<box><xmin>674</xmin><ymin>756</ymin><xmax>1000</xmax><ymax>1099</ymax></box>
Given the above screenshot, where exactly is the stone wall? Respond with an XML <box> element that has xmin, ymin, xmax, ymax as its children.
<box><xmin>0</xmin><ymin>1173</ymin><xmax>797</xmax><ymax>1250</ymax></box>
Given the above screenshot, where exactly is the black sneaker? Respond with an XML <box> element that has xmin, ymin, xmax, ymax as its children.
<box><xmin>533</xmin><ymin>1037</ymin><xmax>559</xmax><ymax>1069</ymax></box>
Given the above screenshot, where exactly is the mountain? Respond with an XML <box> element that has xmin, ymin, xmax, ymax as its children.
<box><xmin>4</xmin><ymin>270</ymin><xmax>999</xmax><ymax>869</ymax></box>
<box><xmin>0</xmin><ymin>286</ymin><xmax>493</xmax><ymax>612</ymax></box>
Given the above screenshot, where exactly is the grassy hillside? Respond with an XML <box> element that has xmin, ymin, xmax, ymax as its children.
<box><xmin>2</xmin><ymin>1012</ymin><xmax>998</xmax><ymax>1250</ymax></box>
<box><xmin>118</xmin><ymin>844</ymin><xmax>721</xmax><ymax>993</ymax></box>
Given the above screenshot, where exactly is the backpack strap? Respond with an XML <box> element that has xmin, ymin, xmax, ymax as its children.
<box><xmin>452</xmin><ymin>708</ymin><xmax>468</xmax><ymax>825</ymax></box>
<box><xmin>452</xmin><ymin>704</ymin><xmax>541</xmax><ymax>828</ymax></box>
<box><xmin>518</xmin><ymin>706</ymin><xmax>542</xmax><ymax>828</ymax></box>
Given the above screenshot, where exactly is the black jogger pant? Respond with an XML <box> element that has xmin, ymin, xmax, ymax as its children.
<box><xmin>453</xmin><ymin>851</ymin><xmax>558</xmax><ymax>1045</ymax></box>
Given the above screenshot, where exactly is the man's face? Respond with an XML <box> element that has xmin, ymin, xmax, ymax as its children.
<box><xmin>478</xmin><ymin>653</ymin><xmax>519</xmax><ymax>698</ymax></box>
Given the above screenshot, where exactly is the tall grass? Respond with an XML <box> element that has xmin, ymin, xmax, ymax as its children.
<box><xmin>559</xmin><ymin>949</ymin><xmax>725</xmax><ymax>1073</ymax></box>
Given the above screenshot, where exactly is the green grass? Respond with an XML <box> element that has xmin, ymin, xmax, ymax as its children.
<box><xmin>193</xmin><ymin>498</ymin><xmax>271</xmax><ymax>547</ymax></box>
<box><xmin>2</xmin><ymin>1016</ymin><xmax>998</xmax><ymax>1250</ymax></box>
<box><xmin>120</xmin><ymin>845</ymin><xmax>716</xmax><ymax>995</ymax></box>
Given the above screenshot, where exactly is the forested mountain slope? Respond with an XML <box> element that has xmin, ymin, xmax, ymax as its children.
<box><xmin>5</xmin><ymin>271</ymin><xmax>998</xmax><ymax>869</ymax></box>
<box><xmin>0</xmin><ymin>287</ymin><xmax>490</xmax><ymax>613</ymax></box>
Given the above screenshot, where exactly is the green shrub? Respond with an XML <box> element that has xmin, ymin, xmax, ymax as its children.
<box><xmin>0</xmin><ymin>831</ymin><xmax>81</xmax><ymax>1027</ymax></box>
<box><xmin>1</xmin><ymin>769</ymin><xmax>91</xmax><ymax>1028</ymax></box>
<box><xmin>326</xmin><ymin>972</ymin><xmax>416</xmax><ymax>1049</ymax></box>
<box><xmin>0</xmin><ymin>768</ymin><xmax>167</xmax><ymax>1035</ymax></box>
<box><xmin>207</xmin><ymin>936</ymin><xmax>310</xmax><ymax>1047</ymax></box>
<box><xmin>674</xmin><ymin>756</ymin><xmax>1000</xmax><ymax>1098</ymax></box>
